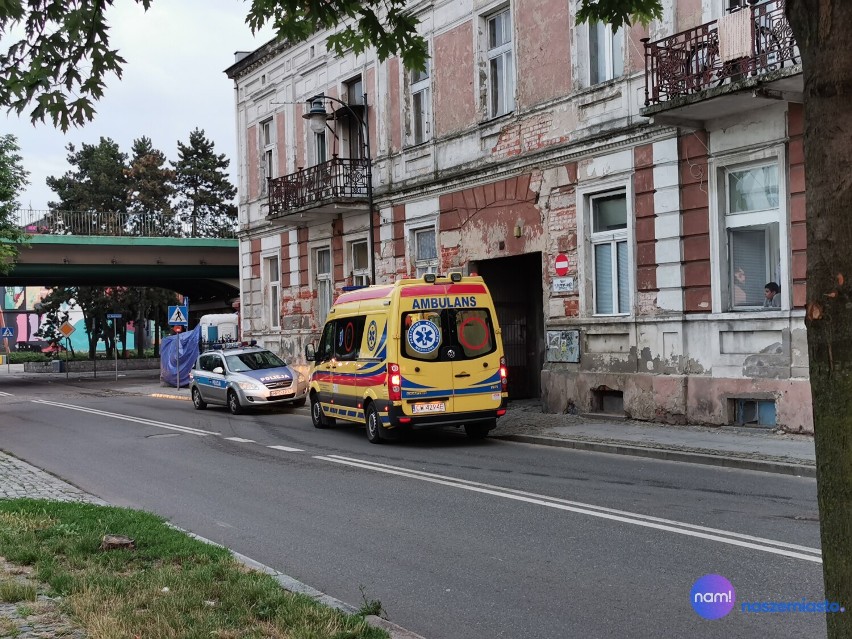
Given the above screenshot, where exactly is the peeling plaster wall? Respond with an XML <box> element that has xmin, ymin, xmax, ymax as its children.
<box><xmin>514</xmin><ymin>0</ymin><xmax>571</xmax><ymax>109</ymax></box>
<box><xmin>434</xmin><ymin>21</ymin><xmax>477</xmax><ymax>137</ymax></box>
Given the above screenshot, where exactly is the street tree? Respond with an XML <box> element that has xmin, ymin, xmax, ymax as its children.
<box><xmin>0</xmin><ymin>134</ymin><xmax>28</xmax><ymax>274</ymax></box>
<box><xmin>45</xmin><ymin>137</ymin><xmax>129</xmax><ymax>235</ymax></box>
<box><xmin>0</xmin><ymin>1</ymin><xmax>423</xmax><ymax>131</ymax></box>
<box><xmin>126</xmin><ymin>136</ymin><xmax>177</xmax><ymax>237</ymax></box>
<box><xmin>172</xmin><ymin>129</ymin><xmax>236</xmax><ymax>238</ymax></box>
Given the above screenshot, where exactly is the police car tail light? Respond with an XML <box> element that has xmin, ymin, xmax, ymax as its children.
<box><xmin>499</xmin><ymin>356</ymin><xmax>508</xmax><ymax>390</ymax></box>
<box><xmin>388</xmin><ymin>363</ymin><xmax>401</xmax><ymax>400</ymax></box>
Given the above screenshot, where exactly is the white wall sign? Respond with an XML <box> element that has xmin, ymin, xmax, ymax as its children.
<box><xmin>552</xmin><ymin>277</ymin><xmax>575</xmax><ymax>293</ymax></box>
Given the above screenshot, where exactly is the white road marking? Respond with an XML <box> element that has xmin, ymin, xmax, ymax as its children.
<box><xmin>0</xmin><ymin>391</ymin><xmax>13</xmax><ymax>397</ymax></box>
<box><xmin>31</xmin><ymin>400</ymin><xmax>219</xmax><ymax>437</ymax></box>
<box><xmin>224</xmin><ymin>437</ymin><xmax>256</xmax><ymax>443</ymax></box>
<box><xmin>316</xmin><ymin>454</ymin><xmax>822</xmax><ymax>564</ymax></box>
<box><xmin>267</xmin><ymin>445</ymin><xmax>304</xmax><ymax>452</ymax></box>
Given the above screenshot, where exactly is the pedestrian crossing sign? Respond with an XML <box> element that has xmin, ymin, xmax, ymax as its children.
<box><xmin>168</xmin><ymin>305</ymin><xmax>188</xmax><ymax>326</ymax></box>
<box><xmin>0</xmin><ymin>327</ymin><xmax>14</xmax><ymax>338</ymax></box>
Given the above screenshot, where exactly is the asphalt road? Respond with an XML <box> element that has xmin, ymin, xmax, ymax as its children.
<box><xmin>0</xmin><ymin>374</ymin><xmax>827</xmax><ymax>639</ymax></box>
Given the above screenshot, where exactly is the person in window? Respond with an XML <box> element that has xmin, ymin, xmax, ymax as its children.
<box><xmin>733</xmin><ymin>267</ymin><xmax>748</xmax><ymax>305</ymax></box>
<box><xmin>763</xmin><ymin>282</ymin><xmax>781</xmax><ymax>308</ymax></box>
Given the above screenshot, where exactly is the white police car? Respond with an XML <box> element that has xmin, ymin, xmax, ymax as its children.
<box><xmin>189</xmin><ymin>346</ymin><xmax>307</xmax><ymax>415</ymax></box>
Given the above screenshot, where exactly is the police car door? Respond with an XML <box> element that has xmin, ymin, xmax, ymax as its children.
<box><xmin>206</xmin><ymin>352</ymin><xmax>228</xmax><ymax>404</ymax></box>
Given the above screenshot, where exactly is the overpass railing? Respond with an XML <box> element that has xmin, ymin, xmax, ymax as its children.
<box><xmin>15</xmin><ymin>209</ymin><xmax>236</xmax><ymax>239</ymax></box>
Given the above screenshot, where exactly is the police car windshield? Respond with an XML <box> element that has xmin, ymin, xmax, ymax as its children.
<box><xmin>225</xmin><ymin>350</ymin><xmax>286</xmax><ymax>372</ymax></box>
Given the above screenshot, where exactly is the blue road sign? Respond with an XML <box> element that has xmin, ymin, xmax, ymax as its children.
<box><xmin>0</xmin><ymin>326</ymin><xmax>15</xmax><ymax>338</ymax></box>
<box><xmin>107</xmin><ymin>313</ymin><xmax>122</xmax><ymax>319</ymax></box>
<box><xmin>168</xmin><ymin>305</ymin><xmax>189</xmax><ymax>326</ymax></box>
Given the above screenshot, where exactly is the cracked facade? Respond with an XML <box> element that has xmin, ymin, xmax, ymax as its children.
<box><xmin>225</xmin><ymin>0</ymin><xmax>812</xmax><ymax>432</ymax></box>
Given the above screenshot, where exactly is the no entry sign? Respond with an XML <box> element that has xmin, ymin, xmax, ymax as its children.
<box><xmin>554</xmin><ymin>253</ymin><xmax>569</xmax><ymax>276</ymax></box>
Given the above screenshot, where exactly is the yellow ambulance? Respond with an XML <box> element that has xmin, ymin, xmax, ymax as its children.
<box><xmin>305</xmin><ymin>273</ymin><xmax>508</xmax><ymax>443</ymax></box>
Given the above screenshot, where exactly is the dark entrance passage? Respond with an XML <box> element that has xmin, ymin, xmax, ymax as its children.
<box><xmin>473</xmin><ymin>253</ymin><xmax>543</xmax><ymax>399</ymax></box>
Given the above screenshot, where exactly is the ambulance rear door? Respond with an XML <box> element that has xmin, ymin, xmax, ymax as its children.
<box><xmin>399</xmin><ymin>306</ymin><xmax>456</xmax><ymax>417</ymax></box>
<box><xmin>449</xmin><ymin>307</ymin><xmax>503</xmax><ymax>414</ymax></box>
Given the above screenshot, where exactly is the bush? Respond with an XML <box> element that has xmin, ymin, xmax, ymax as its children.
<box><xmin>5</xmin><ymin>352</ymin><xmax>49</xmax><ymax>364</ymax></box>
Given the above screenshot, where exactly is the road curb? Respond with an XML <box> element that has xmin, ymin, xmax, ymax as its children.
<box><xmin>495</xmin><ymin>434</ymin><xmax>816</xmax><ymax>478</ymax></box>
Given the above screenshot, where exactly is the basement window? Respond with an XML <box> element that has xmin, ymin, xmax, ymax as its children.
<box><xmin>733</xmin><ymin>399</ymin><xmax>776</xmax><ymax>427</ymax></box>
<box><xmin>591</xmin><ymin>388</ymin><xmax>624</xmax><ymax>415</ymax></box>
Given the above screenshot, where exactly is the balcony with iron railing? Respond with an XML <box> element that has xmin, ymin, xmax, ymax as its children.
<box><xmin>642</xmin><ymin>0</ymin><xmax>801</xmax><ymax>126</ymax></box>
<box><xmin>267</xmin><ymin>156</ymin><xmax>370</xmax><ymax>222</ymax></box>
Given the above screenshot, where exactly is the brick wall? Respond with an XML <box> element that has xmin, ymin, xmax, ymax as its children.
<box><xmin>788</xmin><ymin>104</ymin><xmax>807</xmax><ymax>308</ymax></box>
<box><xmin>679</xmin><ymin>131</ymin><xmax>711</xmax><ymax>312</ymax></box>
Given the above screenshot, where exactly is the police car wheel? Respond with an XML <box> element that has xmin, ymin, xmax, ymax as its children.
<box><xmin>227</xmin><ymin>390</ymin><xmax>244</xmax><ymax>415</ymax></box>
<box><xmin>191</xmin><ymin>388</ymin><xmax>207</xmax><ymax>410</ymax></box>
<box><xmin>365</xmin><ymin>404</ymin><xmax>383</xmax><ymax>444</ymax></box>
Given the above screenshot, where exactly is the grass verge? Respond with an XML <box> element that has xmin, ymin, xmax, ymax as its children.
<box><xmin>0</xmin><ymin>499</ymin><xmax>388</xmax><ymax>639</ymax></box>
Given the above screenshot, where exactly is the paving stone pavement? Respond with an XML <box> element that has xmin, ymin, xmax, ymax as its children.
<box><xmin>0</xmin><ymin>452</ymin><xmax>102</xmax><ymax>638</ymax></box>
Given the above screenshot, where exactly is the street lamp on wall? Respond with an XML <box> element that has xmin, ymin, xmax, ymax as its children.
<box><xmin>303</xmin><ymin>93</ymin><xmax>376</xmax><ymax>285</ymax></box>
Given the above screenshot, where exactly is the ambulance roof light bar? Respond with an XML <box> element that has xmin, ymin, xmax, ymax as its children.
<box><xmin>450</xmin><ymin>272</ymin><xmax>462</xmax><ymax>282</ymax></box>
<box><xmin>424</xmin><ymin>273</ymin><xmax>437</xmax><ymax>283</ymax></box>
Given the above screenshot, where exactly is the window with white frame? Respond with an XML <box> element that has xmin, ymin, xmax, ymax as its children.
<box><xmin>315</xmin><ymin>247</ymin><xmax>334</xmax><ymax>324</ymax></box>
<box><xmin>260</xmin><ymin>119</ymin><xmax>274</xmax><ymax>195</ymax></box>
<box><xmin>590</xmin><ymin>193</ymin><xmax>629</xmax><ymax>315</ymax></box>
<box><xmin>413</xmin><ymin>227</ymin><xmax>438</xmax><ymax>276</ymax></box>
<box><xmin>486</xmin><ymin>8</ymin><xmax>514</xmax><ymax>118</ymax></box>
<box><xmin>410</xmin><ymin>60</ymin><xmax>431</xmax><ymax>145</ymax></box>
<box><xmin>589</xmin><ymin>22</ymin><xmax>624</xmax><ymax>85</ymax></box>
<box><xmin>264</xmin><ymin>255</ymin><xmax>280</xmax><ymax>329</ymax></box>
<box><xmin>723</xmin><ymin>162</ymin><xmax>782</xmax><ymax>309</ymax></box>
<box><xmin>350</xmin><ymin>240</ymin><xmax>370</xmax><ymax>286</ymax></box>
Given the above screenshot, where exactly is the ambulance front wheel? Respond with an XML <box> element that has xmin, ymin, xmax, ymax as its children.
<box><xmin>310</xmin><ymin>393</ymin><xmax>335</xmax><ymax>428</ymax></box>
<box><xmin>365</xmin><ymin>404</ymin><xmax>384</xmax><ymax>444</ymax></box>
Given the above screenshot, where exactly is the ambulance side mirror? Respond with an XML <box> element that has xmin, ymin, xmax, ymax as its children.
<box><xmin>305</xmin><ymin>343</ymin><xmax>316</xmax><ymax>362</ymax></box>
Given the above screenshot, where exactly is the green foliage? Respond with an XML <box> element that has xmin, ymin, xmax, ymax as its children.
<box><xmin>0</xmin><ymin>134</ymin><xmax>29</xmax><ymax>274</ymax></box>
<box><xmin>171</xmin><ymin>129</ymin><xmax>237</xmax><ymax>238</ymax></box>
<box><xmin>126</xmin><ymin>136</ymin><xmax>177</xmax><ymax>237</ymax></box>
<box><xmin>575</xmin><ymin>0</ymin><xmax>664</xmax><ymax>27</ymax></box>
<box><xmin>247</xmin><ymin>0</ymin><xmax>429</xmax><ymax>72</ymax></box>
<box><xmin>0</xmin><ymin>0</ymin><xmax>153</xmax><ymax>131</ymax></box>
<box><xmin>45</xmin><ymin>138</ymin><xmax>129</xmax><ymax>218</ymax></box>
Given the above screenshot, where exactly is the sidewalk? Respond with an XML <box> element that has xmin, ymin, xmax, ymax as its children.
<box><xmin>1</xmin><ymin>363</ymin><xmax>816</xmax><ymax>477</ymax></box>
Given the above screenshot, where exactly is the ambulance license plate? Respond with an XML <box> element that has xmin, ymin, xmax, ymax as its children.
<box><xmin>270</xmin><ymin>389</ymin><xmax>294</xmax><ymax>397</ymax></box>
<box><xmin>413</xmin><ymin>401</ymin><xmax>445</xmax><ymax>414</ymax></box>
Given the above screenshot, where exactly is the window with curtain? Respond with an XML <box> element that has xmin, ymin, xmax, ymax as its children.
<box><xmin>414</xmin><ymin>227</ymin><xmax>438</xmax><ymax>277</ymax></box>
<box><xmin>590</xmin><ymin>193</ymin><xmax>629</xmax><ymax>315</ymax></box>
<box><xmin>724</xmin><ymin>162</ymin><xmax>781</xmax><ymax>309</ymax></box>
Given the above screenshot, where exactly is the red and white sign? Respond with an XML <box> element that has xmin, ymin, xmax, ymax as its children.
<box><xmin>554</xmin><ymin>253</ymin><xmax>569</xmax><ymax>277</ymax></box>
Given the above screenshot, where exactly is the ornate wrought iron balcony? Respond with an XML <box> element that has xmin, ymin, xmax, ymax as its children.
<box><xmin>267</xmin><ymin>157</ymin><xmax>370</xmax><ymax>220</ymax></box>
<box><xmin>643</xmin><ymin>0</ymin><xmax>799</xmax><ymax>109</ymax></box>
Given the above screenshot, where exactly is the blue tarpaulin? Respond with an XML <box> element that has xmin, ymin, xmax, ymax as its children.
<box><xmin>160</xmin><ymin>325</ymin><xmax>200</xmax><ymax>388</ymax></box>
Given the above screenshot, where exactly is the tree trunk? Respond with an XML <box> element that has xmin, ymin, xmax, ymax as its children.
<box><xmin>787</xmin><ymin>1</ymin><xmax>852</xmax><ymax>635</ymax></box>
